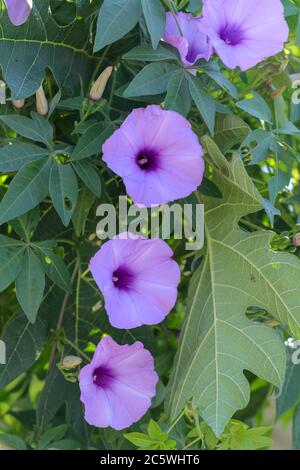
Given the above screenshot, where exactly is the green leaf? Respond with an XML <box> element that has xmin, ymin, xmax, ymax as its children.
<box><xmin>37</xmin><ymin>367</ymin><xmax>75</xmax><ymax>430</ymax></box>
<box><xmin>11</xmin><ymin>208</ymin><xmax>40</xmax><ymax>241</ymax></box>
<box><xmin>38</xmin><ymin>425</ymin><xmax>68</xmax><ymax>450</ymax></box>
<box><xmin>124</xmin><ymin>62</ymin><xmax>176</xmax><ymax>97</ymax></box>
<box><xmin>236</xmin><ymin>92</ymin><xmax>272</xmax><ymax>123</ymax></box>
<box><xmin>218</xmin><ymin>421</ymin><xmax>271</xmax><ymax>450</ymax></box>
<box><xmin>276</xmin><ymin>345</ymin><xmax>300</xmax><ymax>418</ymax></box>
<box><xmin>166</xmin><ymin>137</ymin><xmax>300</xmax><ymax>436</ymax></box>
<box><xmin>16</xmin><ymin>249</ymin><xmax>45</xmax><ymax>323</ymax></box>
<box><xmin>205</xmin><ymin>62</ymin><xmax>238</xmax><ymax>99</ymax></box>
<box><xmin>165</xmin><ymin>71</ymin><xmax>191</xmax><ymax>117</ymax></box>
<box><xmin>49</xmin><ymin>163</ymin><xmax>78</xmax><ymax>227</ymax></box>
<box><xmin>71</xmin><ymin>123</ymin><xmax>114</xmax><ymax>161</ymax></box>
<box><xmin>0</xmin><ymin>0</ymin><xmax>97</xmax><ymax>99</ymax></box>
<box><xmin>0</xmin><ymin>143</ymin><xmax>49</xmax><ymax>172</ymax></box>
<box><xmin>0</xmin><ymin>311</ymin><xmax>48</xmax><ymax>389</ymax></box>
<box><xmin>148</xmin><ymin>420</ymin><xmax>165</xmax><ymax>441</ymax></box>
<box><xmin>293</xmin><ymin>405</ymin><xmax>300</xmax><ymax>450</ymax></box>
<box><xmin>214</xmin><ymin>114</ymin><xmax>250</xmax><ymax>153</ymax></box>
<box><xmin>94</xmin><ymin>0</ymin><xmax>142</xmax><ymax>52</ymax></box>
<box><xmin>72</xmin><ymin>161</ymin><xmax>101</xmax><ymax>198</ymax></box>
<box><xmin>71</xmin><ymin>187</ymin><xmax>96</xmax><ymax>237</ymax></box>
<box><xmin>124</xmin><ymin>432</ymin><xmax>154</xmax><ymax>448</ymax></box>
<box><xmin>241</xmin><ymin>129</ymin><xmax>275</xmax><ymax>165</ymax></box>
<box><xmin>0</xmin><ymin>113</ymin><xmax>53</xmax><ymax>147</ymax></box>
<box><xmin>141</xmin><ymin>0</ymin><xmax>166</xmax><ymax>49</ymax></box>
<box><xmin>34</xmin><ymin>241</ymin><xmax>72</xmax><ymax>293</ymax></box>
<box><xmin>123</xmin><ymin>43</ymin><xmax>178</xmax><ymax>62</ymax></box>
<box><xmin>0</xmin><ymin>236</ymin><xmax>24</xmax><ymax>292</ymax></box>
<box><xmin>0</xmin><ymin>157</ymin><xmax>51</xmax><ymax>225</ymax></box>
<box><xmin>188</xmin><ymin>74</ymin><xmax>216</xmax><ymax>135</ymax></box>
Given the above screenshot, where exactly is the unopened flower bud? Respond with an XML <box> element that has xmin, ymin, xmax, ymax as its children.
<box><xmin>36</xmin><ymin>85</ymin><xmax>48</xmax><ymax>116</ymax></box>
<box><xmin>89</xmin><ymin>66</ymin><xmax>113</xmax><ymax>101</ymax></box>
<box><xmin>0</xmin><ymin>80</ymin><xmax>6</xmax><ymax>105</ymax></box>
<box><xmin>61</xmin><ymin>355</ymin><xmax>82</xmax><ymax>369</ymax></box>
<box><xmin>12</xmin><ymin>99</ymin><xmax>25</xmax><ymax>109</ymax></box>
<box><xmin>293</xmin><ymin>233</ymin><xmax>300</xmax><ymax>247</ymax></box>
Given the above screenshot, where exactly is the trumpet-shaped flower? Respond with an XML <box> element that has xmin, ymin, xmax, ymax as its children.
<box><xmin>79</xmin><ymin>336</ymin><xmax>158</xmax><ymax>430</ymax></box>
<box><xmin>199</xmin><ymin>0</ymin><xmax>289</xmax><ymax>71</ymax></box>
<box><xmin>90</xmin><ymin>233</ymin><xmax>180</xmax><ymax>329</ymax></box>
<box><xmin>102</xmin><ymin>105</ymin><xmax>204</xmax><ymax>207</ymax></box>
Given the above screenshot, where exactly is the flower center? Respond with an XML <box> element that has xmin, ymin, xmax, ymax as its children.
<box><xmin>112</xmin><ymin>266</ymin><xmax>135</xmax><ymax>290</ymax></box>
<box><xmin>93</xmin><ymin>365</ymin><xmax>114</xmax><ymax>389</ymax></box>
<box><xmin>136</xmin><ymin>148</ymin><xmax>158</xmax><ymax>171</ymax></box>
<box><xmin>219</xmin><ymin>23</ymin><xmax>244</xmax><ymax>46</ymax></box>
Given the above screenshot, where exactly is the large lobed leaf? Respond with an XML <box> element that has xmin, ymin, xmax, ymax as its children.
<box><xmin>0</xmin><ymin>0</ymin><xmax>97</xmax><ymax>99</ymax></box>
<box><xmin>166</xmin><ymin>136</ymin><xmax>300</xmax><ymax>436</ymax></box>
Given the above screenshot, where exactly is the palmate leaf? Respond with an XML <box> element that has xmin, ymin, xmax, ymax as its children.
<box><xmin>166</xmin><ymin>136</ymin><xmax>300</xmax><ymax>436</ymax></box>
<box><xmin>0</xmin><ymin>0</ymin><xmax>97</xmax><ymax>99</ymax></box>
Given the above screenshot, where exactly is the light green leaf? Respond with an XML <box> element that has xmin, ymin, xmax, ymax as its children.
<box><xmin>218</xmin><ymin>421</ymin><xmax>271</xmax><ymax>450</ymax></box>
<box><xmin>94</xmin><ymin>0</ymin><xmax>142</xmax><ymax>52</ymax></box>
<box><xmin>141</xmin><ymin>0</ymin><xmax>166</xmax><ymax>49</ymax></box>
<box><xmin>165</xmin><ymin>71</ymin><xmax>191</xmax><ymax>117</ymax></box>
<box><xmin>0</xmin><ymin>157</ymin><xmax>51</xmax><ymax>225</ymax></box>
<box><xmin>16</xmin><ymin>249</ymin><xmax>45</xmax><ymax>323</ymax></box>
<box><xmin>0</xmin><ymin>0</ymin><xmax>97</xmax><ymax>99</ymax></box>
<box><xmin>0</xmin><ymin>113</ymin><xmax>53</xmax><ymax>147</ymax></box>
<box><xmin>236</xmin><ymin>92</ymin><xmax>272</xmax><ymax>123</ymax></box>
<box><xmin>214</xmin><ymin>114</ymin><xmax>249</xmax><ymax>154</ymax></box>
<box><xmin>166</xmin><ymin>137</ymin><xmax>300</xmax><ymax>436</ymax></box>
<box><xmin>124</xmin><ymin>433</ymin><xmax>154</xmax><ymax>448</ymax></box>
<box><xmin>148</xmin><ymin>420</ymin><xmax>165</xmax><ymax>441</ymax></box>
<box><xmin>71</xmin><ymin>123</ymin><xmax>114</xmax><ymax>161</ymax></box>
<box><xmin>49</xmin><ymin>163</ymin><xmax>78</xmax><ymax>227</ymax></box>
<box><xmin>72</xmin><ymin>161</ymin><xmax>101</xmax><ymax>198</ymax></box>
<box><xmin>124</xmin><ymin>62</ymin><xmax>176</xmax><ymax>97</ymax></box>
<box><xmin>0</xmin><ymin>143</ymin><xmax>49</xmax><ymax>172</ymax></box>
<box><xmin>188</xmin><ymin>74</ymin><xmax>216</xmax><ymax>135</ymax></box>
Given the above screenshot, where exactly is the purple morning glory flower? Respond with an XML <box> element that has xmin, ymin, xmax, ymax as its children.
<box><xmin>89</xmin><ymin>233</ymin><xmax>180</xmax><ymax>329</ymax></box>
<box><xmin>163</xmin><ymin>12</ymin><xmax>212</xmax><ymax>66</ymax></box>
<box><xmin>79</xmin><ymin>336</ymin><xmax>158</xmax><ymax>430</ymax></box>
<box><xmin>199</xmin><ymin>0</ymin><xmax>289</xmax><ymax>71</ymax></box>
<box><xmin>5</xmin><ymin>0</ymin><xmax>32</xmax><ymax>26</ymax></box>
<box><xmin>102</xmin><ymin>105</ymin><xmax>205</xmax><ymax>207</ymax></box>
